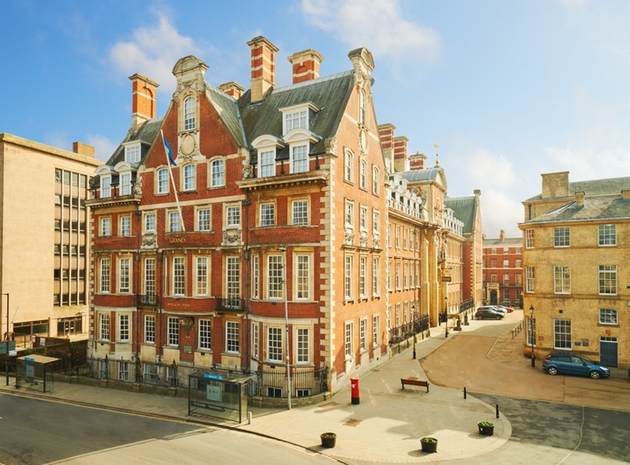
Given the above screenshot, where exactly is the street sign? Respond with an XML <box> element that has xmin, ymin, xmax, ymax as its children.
<box><xmin>0</xmin><ymin>341</ymin><xmax>15</xmax><ymax>355</ymax></box>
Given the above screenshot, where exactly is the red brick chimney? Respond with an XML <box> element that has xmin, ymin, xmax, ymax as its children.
<box><xmin>129</xmin><ymin>73</ymin><xmax>159</xmax><ymax>132</ymax></box>
<box><xmin>287</xmin><ymin>49</ymin><xmax>324</xmax><ymax>84</ymax></box>
<box><xmin>378</xmin><ymin>123</ymin><xmax>395</xmax><ymax>171</ymax></box>
<box><xmin>409</xmin><ymin>152</ymin><xmax>426</xmax><ymax>171</ymax></box>
<box><xmin>393</xmin><ymin>135</ymin><xmax>408</xmax><ymax>172</ymax></box>
<box><xmin>218</xmin><ymin>81</ymin><xmax>245</xmax><ymax>99</ymax></box>
<box><xmin>247</xmin><ymin>36</ymin><xmax>279</xmax><ymax>102</ymax></box>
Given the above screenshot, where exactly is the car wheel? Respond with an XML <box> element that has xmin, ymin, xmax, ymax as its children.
<box><xmin>495</xmin><ymin>315</ymin><xmax>501</xmax><ymax>320</ymax></box>
<box><xmin>548</xmin><ymin>367</ymin><xmax>558</xmax><ymax>376</ymax></box>
<box><xmin>590</xmin><ymin>371</ymin><xmax>601</xmax><ymax>379</ymax></box>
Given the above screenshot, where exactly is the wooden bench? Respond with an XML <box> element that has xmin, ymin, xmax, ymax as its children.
<box><xmin>401</xmin><ymin>378</ymin><xmax>429</xmax><ymax>392</ymax></box>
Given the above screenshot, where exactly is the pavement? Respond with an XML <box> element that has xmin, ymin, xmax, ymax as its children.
<box><xmin>1</xmin><ymin>315</ymin><xmax>625</xmax><ymax>464</ymax></box>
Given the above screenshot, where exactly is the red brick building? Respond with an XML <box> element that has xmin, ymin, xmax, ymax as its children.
<box><xmin>483</xmin><ymin>230</ymin><xmax>523</xmax><ymax>307</ymax></box>
<box><xmin>87</xmin><ymin>37</ymin><xmax>389</xmax><ymax>398</ymax></box>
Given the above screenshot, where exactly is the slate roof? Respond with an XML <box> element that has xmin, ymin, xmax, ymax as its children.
<box><xmin>526</xmin><ymin>177</ymin><xmax>630</xmax><ymax>201</ymax></box>
<box><xmin>239</xmin><ymin>71</ymin><xmax>354</xmax><ymax>161</ymax></box>
<box><xmin>445</xmin><ymin>196</ymin><xmax>479</xmax><ymax>235</ymax></box>
<box><xmin>400</xmin><ymin>167</ymin><xmax>443</xmax><ymax>184</ymax></box>
<box><xmin>483</xmin><ymin>237</ymin><xmax>522</xmax><ymax>246</ymax></box>
<box><xmin>526</xmin><ymin>196</ymin><xmax>630</xmax><ymax>224</ymax></box>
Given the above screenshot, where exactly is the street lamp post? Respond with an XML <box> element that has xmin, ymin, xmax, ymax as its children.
<box><xmin>529</xmin><ymin>305</ymin><xmax>535</xmax><ymax>368</ymax></box>
<box><xmin>2</xmin><ymin>293</ymin><xmax>9</xmax><ymax>385</ymax></box>
<box><xmin>277</xmin><ymin>248</ymin><xmax>291</xmax><ymax>410</ymax></box>
<box><xmin>444</xmin><ymin>297</ymin><xmax>449</xmax><ymax>338</ymax></box>
<box><xmin>411</xmin><ymin>305</ymin><xmax>416</xmax><ymax>359</ymax></box>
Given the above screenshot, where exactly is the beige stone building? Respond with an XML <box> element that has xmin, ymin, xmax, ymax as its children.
<box><xmin>0</xmin><ymin>134</ymin><xmax>102</xmax><ymax>344</ymax></box>
<box><xmin>520</xmin><ymin>171</ymin><xmax>630</xmax><ymax>369</ymax></box>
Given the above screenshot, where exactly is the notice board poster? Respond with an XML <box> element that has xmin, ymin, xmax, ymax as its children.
<box><xmin>206</xmin><ymin>383</ymin><xmax>221</xmax><ymax>402</ymax></box>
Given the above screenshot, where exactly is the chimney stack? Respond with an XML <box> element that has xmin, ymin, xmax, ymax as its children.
<box><xmin>378</xmin><ymin>123</ymin><xmax>396</xmax><ymax>169</ymax></box>
<box><xmin>393</xmin><ymin>135</ymin><xmax>408</xmax><ymax>172</ymax></box>
<box><xmin>72</xmin><ymin>142</ymin><xmax>94</xmax><ymax>158</ymax></box>
<box><xmin>218</xmin><ymin>81</ymin><xmax>245</xmax><ymax>99</ymax></box>
<box><xmin>409</xmin><ymin>152</ymin><xmax>426</xmax><ymax>171</ymax></box>
<box><xmin>575</xmin><ymin>191</ymin><xmax>585</xmax><ymax>207</ymax></box>
<box><xmin>129</xmin><ymin>73</ymin><xmax>159</xmax><ymax>132</ymax></box>
<box><xmin>247</xmin><ymin>36</ymin><xmax>279</xmax><ymax>102</ymax></box>
<box><xmin>287</xmin><ymin>49</ymin><xmax>324</xmax><ymax>84</ymax></box>
<box><xmin>541</xmin><ymin>171</ymin><xmax>569</xmax><ymax>199</ymax></box>
<box><xmin>499</xmin><ymin>229</ymin><xmax>505</xmax><ymax>241</ymax></box>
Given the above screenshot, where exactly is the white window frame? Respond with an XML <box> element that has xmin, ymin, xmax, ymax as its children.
<box><xmin>100</xmin><ymin>175</ymin><xmax>111</xmax><ymax>198</ymax></box>
<box><xmin>372</xmin><ymin>166</ymin><xmax>380</xmax><ymax>196</ymax></box>
<box><xmin>157</xmin><ymin>168</ymin><xmax>169</xmax><ymax>194</ymax></box>
<box><xmin>598</xmin><ymin>224</ymin><xmax>616</xmax><ymax>246</ymax></box>
<box><xmin>183</xmin><ymin>164</ymin><xmax>196</xmax><ymax>191</ymax></box>
<box><xmin>101</xmin><ymin>217</ymin><xmax>111</xmax><ymax>237</ymax></box>
<box><xmin>260</xmin><ymin>203</ymin><xmax>275</xmax><ymax>227</ymax></box>
<box><xmin>210</xmin><ymin>159</ymin><xmax>225</xmax><ymax>187</ymax></box>
<box><xmin>226</xmin><ymin>256</ymin><xmax>241</xmax><ymax>300</ymax></box>
<box><xmin>144</xmin><ymin>314</ymin><xmax>155</xmax><ymax>344</ymax></box>
<box><xmin>144</xmin><ymin>212</ymin><xmax>156</xmax><ymax>233</ymax></box>
<box><xmin>292</xmin><ymin>199</ymin><xmax>308</xmax><ymax>226</ymax></box>
<box><xmin>359</xmin><ymin>256</ymin><xmax>367</xmax><ymax>298</ymax></box>
<box><xmin>360</xmin><ymin>318</ymin><xmax>367</xmax><ymax>352</ymax></box>
<box><xmin>372</xmin><ymin>257</ymin><xmax>379</xmax><ymax>296</ymax></box>
<box><xmin>345</xmin><ymin>255</ymin><xmax>353</xmax><ymax>300</ymax></box>
<box><xmin>199</xmin><ymin>319</ymin><xmax>212</xmax><ymax>350</ymax></box>
<box><xmin>283</xmin><ymin>109</ymin><xmax>308</xmax><ymax>134</ymax></box>
<box><xmin>372</xmin><ymin>315</ymin><xmax>379</xmax><ymax>348</ymax></box>
<box><xmin>359</xmin><ymin>159</ymin><xmax>367</xmax><ymax>190</ymax></box>
<box><xmin>252</xmin><ymin>324</ymin><xmax>259</xmax><ymax>359</ymax></box>
<box><xmin>554</xmin><ymin>227</ymin><xmax>570</xmax><ymax>248</ymax></box>
<box><xmin>144</xmin><ymin>258</ymin><xmax>155</xmax><ymax>297</ymax></box>
<box><xmin>226</xmin><ymin>321</ymin><xmax>240</xmax><ymax>354</ymax></box>
<box><xmin>120</xmin><ymin>216</ymin><xmax>131</xmax><ymax>237</ymax></box>
<box><xmin>125</xmin><ymin>143</ymin><xmax>141</xmax><ymax>163</ymax></box>
<box><xmin>599</xmin><ymin>308</ymin><xmax>618</xmax><ymax>325</ymax></box>
<box><xmin>525</xmin><ymin>229</ymin><xmax>534</xmax><ymax>248</ymax></box>
<box><xmin>345</xmin><ymin>200</ymin><xmax>354</xmax><ymax>228</ymax></box>
<box><xmin>118</xmin><ymin>257</ymin><xmax>131</xmax><ymax>293</ymax></box>
<box><xmin>100</xmin><ymin>258</ymin><xmax>110</xmax><ymax>293</ymax></box>
<box><xmin>554</xmin><ymin>318</ymin><xmax>572</xmax><ymax>350</ymax></box>
<box><xmin>118</xmin><ymin>314</ymin><xmax>130</xmax><ymax>342</ymax></box>
<box><xmin>167</xmin><ymin>317</ymin><xmax>179</xmax><ymax>347</ymax></box>
<box><xmin>99</xmin><ymin>313</ymin><xmax>110</xmax><ymax>341</ymax></box>
<box><xmin>267</xmin><ymin>327</ymin><xmax>283</xmax><ymax>363</ymax></box>
<box><xmin>344</xmin><ymin>150</ymin><xmax>353</xmax><ymax>183</ymax></box>
<box><xmin>296</xmin><ymin>254</ymin><xmax>310</xmax><ymax>300</ymax></box>
<box><xmin>184</xmin><ymin>95</ymin><xmax>196</xmax><ymax>131</ymax></box>
<box><xmin>260</xmin><ymin>149</ymin><xmax>275</xmax><ymax>177</ymax></box>
<box><xmin>173</xmin><ymin>257</ymin><xmax>185</xmax><ymax>296</ymax></box>
<box><xmin>168</xmin><ymin>211</ymin><xmax>181</xmax><ymax>232</ymax></box>
<box><xmin>197</xmin><ymin>207</ymin><xmax>211</xmax><ymax>231</ymax></box>
<box><xmin>267</xmin><ymin>255</ymin><xmax>283</xmax><ymax>300</ymax></box>
<box><xmin>226</xmin><ymin>205</ymin><xmax>241</xmax><ymax>228</ymax></box>
<box><xmin>296</xmin><ymin>328</ymin><xmax>309</xmax><ymax>364</ymax></box>
<box><xmin>252</xmin><ymin>255</ymin><xmax>259</xmax><ymax>299</ymax></box>
<box><xmin>344</xmin><ymin>321</ymin><xmax>353</xmax><ymax>360</ymax></box>
<box><xmin>120</xmin><ymin>172</ymin><xmax>132</xmax><ymax>196</ymax></box>
<box><xmin>554</xmin><ymin>265</ymin><xmax>570</xmax><ymax>294</ymax></box>
<box><xmin>196</xmin><ymin>256</ymin><xmax>208</xmax><ymax>296</ymax></box>
<box><xmin>525</xmin><ymin>266</ymin><xmax>535</xmax><ymax>293</ymax></box>
<box><xmin>598</xmin><ymin>265</ymin><xmax>617</xmax><ymax>295</ymax></box>
<box><xmin>291</xmin><ymin>144</ymin><xmax>308</xmax><ymax>173</ymax></box>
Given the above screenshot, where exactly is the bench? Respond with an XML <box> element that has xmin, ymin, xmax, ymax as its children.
<box><xmin>401</xmin><ymin>378</ymin><xmax>429</xmax><ymax>392</ymax></box>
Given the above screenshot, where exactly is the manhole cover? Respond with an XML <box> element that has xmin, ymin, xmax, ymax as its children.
<box><xmin>344</xmin><ymin>418</ymin><xmax>362</xmax><ymax>427</ymax></box>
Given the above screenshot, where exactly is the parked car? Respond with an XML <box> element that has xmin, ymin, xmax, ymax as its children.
<box><xmin>542</xmin><ymin>353</ymin><xmax>610</xmax><ymax>379</ymax></box>
<box><xmin>474</xmin><ymin>308</ymin><xmax>504</xmax><ymax>320</ymax></box>
<box><xmin>496</xmin><ymin>305</ymin><xmax>514</xmax><ymax>313</ymax></box>
<box><xmin>477</xmin><ymin>305</ymin><xmax>506</xmax><ymax>315</ymax></box>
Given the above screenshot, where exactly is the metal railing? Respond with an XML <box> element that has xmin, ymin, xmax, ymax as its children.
<box><xmin>388</xmin><ymin>315</ymin><xmax>429</xmax><ymax>345</ymax></box>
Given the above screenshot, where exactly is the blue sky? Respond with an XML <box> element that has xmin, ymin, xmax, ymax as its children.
<box><xmin>1</xmin><ymin>0</ymin><xmax>628</xmax><ymax>237</ymax></box>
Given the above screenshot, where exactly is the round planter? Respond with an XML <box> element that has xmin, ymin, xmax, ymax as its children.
<box><xmin>478</xmin><ymin>423</ymin><xmax>495</xmax><ymax>436</ymax></box>
<box><xmin>420</xmin><ymin>437</ymin><xmax>438</xmax><ymax>453</ymax></box>
<box><xmin>320</xmin><ymin>433</ymin><xmax>336</xmax><ymax>448</ymax></box>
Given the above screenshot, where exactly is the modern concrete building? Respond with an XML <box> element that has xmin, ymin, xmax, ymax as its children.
<box><xmin>0</xmin><ymin>133</ymin><xmax>102</xmax><ymax>344</ymax></box>
<box><xmin>483</xmin><ymin>230</ymin><xmax>523</xmax><ymax>307</ymax></box>
<box><xmin>519</xmin><ymin>171</ymin><xmax>630</xmax><ymax>369</ymax></box>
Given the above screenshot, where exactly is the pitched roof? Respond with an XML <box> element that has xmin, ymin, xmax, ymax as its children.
<box><xmin>527</xmin><ymin>196</ymin><xmax>630</xmax><ymax>224</ymax></box>
<box><xmin>526</xmin><ymin>176</ymin><xmax>630</xmax><ymax>201</ymax></box>
<box><xmin>400</xmin><ymin>167</ymin><xmax>444</xmax><ymax>184</ymax></box>
<box><xmin>445</xmin><ymin>195</ymin><xmax>479</xmax><ymax>235</ymax></box>
<box><xmin>483</xmin><ymin>237</ymin><xmax>522</xmax><ymax>246</ymax></box>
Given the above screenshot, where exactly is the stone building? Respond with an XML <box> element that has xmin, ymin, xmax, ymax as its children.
<box><xmin>519</xmin><ymin>171</ymin><xmax>630</xmax><ymax>369</ymax></box>
<box><xmin>86</xmin><ymin>37</ymin><xmax>392</xmax><ymax>397</ymax></box>
<box><xmin>0</xmin><ymin>133</ymin><xmax>102</xmax><ymax>343</ymax></box>
<box><xmin>483</xmin><ymin>230</ymin><xmax>523</xmax><ymax>307</ymax></box>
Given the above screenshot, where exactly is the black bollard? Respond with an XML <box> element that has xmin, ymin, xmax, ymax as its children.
<box><xmin>464</xmin><ymin>387</ymin><xmax>467</xmax><ymax>399</ymax></box>
<box><xmin>496</xmin><ymin>404</ymin><xmax>499</xmax><ymax>419</ymax></box>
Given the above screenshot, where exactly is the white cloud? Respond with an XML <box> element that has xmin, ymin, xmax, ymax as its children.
<box><xmin>86</xmin><ymin>134</ymin><xmax>118</xmax><ymax>162</ymax></box>
<box><xmin>301</xmin><ymin>0</ymin><xmax>441</xmax><ymax>73</ymax></box>
<box><xmin>459</xmin><ymin>147</ymin><xmax>517</xmax><ymax>190</ymax></box>
<box><xmin>108</xmin><ymin>13</ymin><xmax>202</xmax><ymax>94</ymax></box>
<box><xmin>478</xmin><ymin>188</ymin><xmax>523</xmax><ymax>238</ymax></box>
<box><xmin>43</xmin><ymin>132</ymin><xmax>71</xmax><ymax>152</ymax></box>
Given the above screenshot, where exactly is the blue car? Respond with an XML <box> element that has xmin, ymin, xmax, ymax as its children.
<box><xmin>542</xmin><ymin>353</ymin><xmax>610</xmax><ymax>379</ymax></box>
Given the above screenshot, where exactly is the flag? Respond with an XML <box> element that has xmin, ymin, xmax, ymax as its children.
<box><xmin>161</xmin><ymin>130</ymin><xmax>176</xmax><ymax>166</ymax></box>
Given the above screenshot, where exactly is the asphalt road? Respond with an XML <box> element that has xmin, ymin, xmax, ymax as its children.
<box><xmin>0</xmin><ymin>395</ymin><xmax>340</xmax><ymax>465</ymax></box>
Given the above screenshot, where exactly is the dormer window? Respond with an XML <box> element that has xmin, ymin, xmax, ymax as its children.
<box><xmin>124</xmin><ymin>143</ymin><xmax>141</xmax><ymax>163</ymax></box>
<box><xmin>291</xmin><ymin>145</ymin><xmax>308</xmax><ymax>173</ymax></box>
<box><xmin>280</xmin><ymin>102</ymin><xmax>318</xmax><ymax>135</ymax></box>
<box><xmin>120</xmin><ymin>172</ymin><xmax>131</xmax><ymax>196</ymax></box>
<box><xmin>184</xmin><ymin>96</ymin><xmax>196</xmax><ymax>131</ymax></box>
<box><xmin>100</xmin><ymin>175</ymin><xmax>111</xmax><ymax>198</ymax></box>
<box><xmin>260</xmin><ymin>150</ymin><xmax>276</xmax><ymax>177</ymax></box>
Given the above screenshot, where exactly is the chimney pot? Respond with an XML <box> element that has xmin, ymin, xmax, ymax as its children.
<box><xmin>409</xmin><ymin>152</ymin><xmax>426</xmax><ymax>171</ymax></box>
<box><xmin>218</xmin><ymin>81</ymin><xmax>245</xmax><ymax>99</ymax></box>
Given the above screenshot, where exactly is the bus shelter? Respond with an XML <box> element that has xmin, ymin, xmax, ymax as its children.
<box><xmin>188</xmin><ymin>371</ymin><xmax>253</xmax><ymax>423</ymax></box>
<box><xmin>16</xmin><ymin>355</ymin><xmax>59</xmax><ymax>393</ymax></box>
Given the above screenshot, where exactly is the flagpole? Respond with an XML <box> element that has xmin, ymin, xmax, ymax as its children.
<box><xmin>161</xmin><ymin>130</ymin><xmax>185</xmax><ymax>232</ymax></box>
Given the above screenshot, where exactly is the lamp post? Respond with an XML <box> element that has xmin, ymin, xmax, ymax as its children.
<box><xmin>529</xmin><ymin>305</ymin><xmax>535</xmax><ymax>367</ymax></box>
<box><xmin>444</xmin><ymin>296</ymin><xmax>449</xmax><ymax>338</ymax></box>
<box><xmin>2</xmin><ymin>293</ymin><xmax>9</xmax><ymax>385</ymax></box>
<box><xmin>411</xmin><ymin>305</ymin><xmax>417</xmax><ymax>359</ymax></box>
<box><xmin>277</xmin><ymin>247</ymin><xmax>291</xmax><ymax>410</ymax></box>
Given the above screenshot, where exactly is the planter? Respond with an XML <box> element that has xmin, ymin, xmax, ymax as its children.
<box><xmin>320</xmin><ymin>432</ymin><xmax>336</xmax><ymax>448</ymax></box>
<box><xmin>420</xmin><ymin>437</ymin><xmax>438</xmax><ymax>453</ymax></box>
<box><xmin>478</xmin><ymin>422</ymin><xmax>494</xmax><ymax>436</ymax></box>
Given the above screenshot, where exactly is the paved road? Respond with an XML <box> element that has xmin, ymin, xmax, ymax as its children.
<box><xmin>0</xmin><ymin>395</ymin><xmax>340</xmax><ymax>465</ymax></box>
<box><xmin>421</xmin><ymin>312</ymin><xmax>630</xmax><ymax>412</ymax></box>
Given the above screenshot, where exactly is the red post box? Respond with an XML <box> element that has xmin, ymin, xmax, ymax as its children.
<box><xmin>350</xmin><ymin>377</ymin><xmax>360</xmax><ymax>405</ymax></box>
